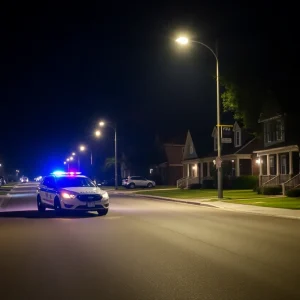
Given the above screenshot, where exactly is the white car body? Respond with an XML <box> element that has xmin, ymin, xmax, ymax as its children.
<box><xmin>37</xmin><ymin>173</ymin><xmax>109</xmax><ymax>215</ymax></box>
<box><xmin>122</xmin><ymin>176</ymin><xmax>156</xmax><ymax>188</ymax></box>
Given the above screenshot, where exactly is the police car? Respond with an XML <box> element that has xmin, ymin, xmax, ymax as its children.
<box><xmin>37</xmin><ymin>172</ymin><xmax>109</xmax><ymax>215</ymax></box>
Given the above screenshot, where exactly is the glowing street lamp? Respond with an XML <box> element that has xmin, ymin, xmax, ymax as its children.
<box><xmin>95</xmin><ymin>130</ymin><xmax>101</xmax><ymax>137</ymax></box>
<box><xmin>175</xmin><ymin>37</ymin><xmax>189</xmax><ymax>45</ymax></box>
<box><xmin>79</xmin><ymin>145</ymin><xmax>85</xmax><ymax>152</ymax></box>
<box><xmin>69</xmin><ymin>156</ymin><xmax>74</xmax><ymax>161</ymax></box>
<box><xmin>99</xmin><ymin>120</ymin><xmax>118</xmax><ymax>190</ymax></box>
<box><xmin>72</xmin><ymin>152</ymin><xmax>76</xmax><ymax>156</ymax></box>
<box><xmin>175</xmin><ymin>35</ymin><xmax>222</xmax><ymax>198</ymax></box>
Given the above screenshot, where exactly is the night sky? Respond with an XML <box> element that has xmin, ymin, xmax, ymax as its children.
<box><xmin>0</xmin><ymin>1</ymin><xmax>294</xmax><ymax>177</ymax></box>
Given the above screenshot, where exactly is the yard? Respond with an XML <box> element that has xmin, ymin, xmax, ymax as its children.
<box><xmin>136</xmin><ymin>189</ymin><xmax>260</xmax><ymax>199</ymax></box>
<box><xmin>135</xmin><ymin>188</ymin><xmax>300</xmax><ymax>209</ymax></box>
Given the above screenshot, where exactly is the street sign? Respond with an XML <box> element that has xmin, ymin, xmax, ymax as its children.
<box><xmin>222</xmin><ymin>138</ymin><xmax>232</xmax><ymax>143</ymax></box>
<box><xmin>215</xmin><ymin>157</ymin><xmax>222</xmax><ymax>169</ymax></box>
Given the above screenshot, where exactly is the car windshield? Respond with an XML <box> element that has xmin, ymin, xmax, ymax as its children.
<box><xmin>56</xmin><ymin>176</ymin><xmax>96</xmax><ymax>188</ymax></box>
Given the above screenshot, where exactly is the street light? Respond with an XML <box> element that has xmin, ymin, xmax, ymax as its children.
<box><xmin>72</xmin><ymin>152</ymin><xmax>76</xmax><ymax>156</ymax></box>
<box><xmin>95</xmin><ymin>130</ymin><xmax>101</xmax><ymax>137</ymax></box>
<box><xmin>79</xmin><ymin>145</ymin><xmax>93</xmax><ymax>165</ymax></box>
<box><xmin>176</xmin><ymin>36</ymin><xmax>223</xmax><ymax>198</ymax></box>
<box><xmin>69</xmin><ymin>156</ymin><xmax>74</xmax><ymax>161</ymax></box>
<box><xmin>99</xmin><ymin>120</ymin><xmax>118</xmax><ymax>190</ymax></box>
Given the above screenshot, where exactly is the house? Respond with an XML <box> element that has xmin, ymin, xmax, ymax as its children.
<box><xmin>253</xmin><ymin>114</ymin><xmax>300</xmax><ymax>194</ymax></box>
<box><xmin>150</xmin><ymin>137</ymin><xmax>184</xmax><ymax>185</ymax></box>
<box><xmin>177</xmin><ymin>122</ymin><xmax>258</xmax><ymax>188</ymax></box>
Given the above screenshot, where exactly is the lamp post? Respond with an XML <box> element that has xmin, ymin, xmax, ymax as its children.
<box><xmin>176</xmin><ymin>36</ymin><xmax>223</xmax><ymax>198</ymax></box>
<box><xmin>99</xmin><ymin>121</ymin><xmax>118</xmax><ymax>190</ymax></box>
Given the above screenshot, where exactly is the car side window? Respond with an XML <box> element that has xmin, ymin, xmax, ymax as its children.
<box><xmin>47</xmin><ymin>177</ymin><xmax>56</xmax><ymax>189</ymax></box>
<box><xmin>42</xmin><ymin>177</ymin><xmax>49</xmax><ymax>186</ymax></box>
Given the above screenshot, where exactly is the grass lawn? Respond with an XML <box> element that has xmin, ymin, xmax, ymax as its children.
<box><xmin>227</xmin><ymin>198</ymin><xmax>300</xmax><ymax>210</ymax></box>
<box><xmin>0</xmin><ymin>191</ymin><xmax>7</xmax><ymax>195</ymax></box>
<box><xmin>136</xmin><ymin>189</ymin><xmax>260</xmax><ymax>199</ymax></box>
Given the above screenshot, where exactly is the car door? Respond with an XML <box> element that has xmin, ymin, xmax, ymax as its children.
<box><xmin>46</xmin><ymin>176</ymin><xmax>56</xmax><ymax>207</ymax></box>
<box><xmin>39</xmin><ymin>177</ymin><xmax>49</xmax><ymax>204</ymax></box>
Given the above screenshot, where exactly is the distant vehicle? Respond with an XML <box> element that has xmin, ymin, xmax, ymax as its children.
<box><xmin>37</xmin><ymin>171</ymin><xmax>109</xmax><ymax>215</ymax></box>
<box><xmin>20</xmin><ymin>176</ymin><xmax>29</xmax><ymax>183</ymax></box>
<box><xmin>0</xmin><ymin>176</ymin><xmax>6</xmax><ymax>186</ymax></box>
<box><xmin>34</xmin><ymin>176</ymin><xmax>43</xmax><ymax>182</ymax></box>
<box><xmin>122</xmin><ymin>176</ymin><xmax>156</xmax><ymax>189</ymax></box>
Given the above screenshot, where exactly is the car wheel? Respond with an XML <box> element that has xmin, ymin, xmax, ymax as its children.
<box><xmin>54</xmin><ymin>197</ymin><xmax>62</xmax><ymax>214</ymax></box>
<box><xmin>37</xmin><ymin>195</ymin><xmax>46</xmax><ymax>212</ymax></box>
<box><xmin>147</xmin><ymin>183</ymin><xmax>153</xmax><ymax>188</ymax></box>
<box><xmin>97</xmin><ymin>209</ymin><xmax>108</xmax><ymax>216</ymax></box>
<box><xmin>129</xmin><ymin>183</ymin><xmax>135</xmax><ymax>189</ymax></box>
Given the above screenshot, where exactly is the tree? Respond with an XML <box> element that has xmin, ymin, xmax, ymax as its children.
<box><xmin>221</xmin><ymin>76</ymin><xmax>280</xmax><ymax>135</ymax></box>
<box><xmin>104</xmin><ymin>153</ymin><xmax>131</xmax><ymax>178</ymax></box>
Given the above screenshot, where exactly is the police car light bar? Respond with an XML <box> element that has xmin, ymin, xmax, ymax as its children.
<box><xmin>51</xmin><ymin>171</ymin><xmax>82</xmax><ymax>175</ymax></box>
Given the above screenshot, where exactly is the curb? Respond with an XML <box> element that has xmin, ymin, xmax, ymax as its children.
<box><xmin>111</xmin><ymin>192</ymin><xmax>300</xmax><ymax>220</ymax></box>
<box><xmin>112</xmin><ymin>192</ymin><xmax>215</xmax><ymax>207</ymax></box>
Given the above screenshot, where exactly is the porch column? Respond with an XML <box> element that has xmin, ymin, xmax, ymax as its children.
<box><xmin>207</xmin><ymin>162</ymin><xmax>210</xmax><ymax>177</ymax></box>
<box><xmin>266</xmin><ymin>154</ymin><xmax>270</xmax><ymax>176</ymax></box>
<box><xmin>289</xmin><ymin>151</ymin><xmax>293</xmax><ymax>175</ymax></box>
<box><xmin>276</xmin><ymin>153</ymin><xmax>280</xmax><ymax>175</ymax></box>
<box><xmin>236</xmin><ymin>158</ymin><xmax>240</xmax><ymax>177</ymax></box>
<box><xmin>186</xmin><ymin>164</ymin><xmax>189</xmax><ymax>187</ymax></box>
<box><xmin>259</xmin><ymin>156</ymin><xmax>263</xmax><ymax>176</ymax></box>
<box><xmin>200</xmin><ymin>162</ymin><xmax>203</xmax><ymax>183</ymax></box>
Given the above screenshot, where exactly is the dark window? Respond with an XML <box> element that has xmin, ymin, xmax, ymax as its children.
<box><xmin>56</xmin><ymin>176</ymin><xmax>95</xmax><ymax>188</ymax></box>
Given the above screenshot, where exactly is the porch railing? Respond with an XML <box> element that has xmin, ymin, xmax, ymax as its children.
<box><xmin>176</xmin><ymin>177</ymin><xmax>187</xmax><ymax>189</ymax></box>
<box><xmin>263</xmin><ymin>174</ymin><xmax>290</xmax><ymax>186</ymax></box>
<box><xmin>176</xmin><ymin>177</ymin><xmax>200</xmax><ymax>189</ymax></box>
<box><xmin>282</xmin><ymin>173</ymin><xmax>300</xmax><ymax>195</ymax></box>
<box><xmin>260</xmin><ymin>175</ymin><xmax>276</xmax><ymax>186</ymax></box>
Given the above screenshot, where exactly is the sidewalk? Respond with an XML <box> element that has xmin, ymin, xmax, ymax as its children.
<box><xmin>110</xmin><ymin>191</ymin><xmax>300</xmax><ymax>220</ymax></box>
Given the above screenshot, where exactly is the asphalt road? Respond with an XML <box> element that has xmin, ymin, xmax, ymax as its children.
<box><xmin>1</xmin><ymin>183</ymin><xmax>300</xmax><ymax>300</ymax></box>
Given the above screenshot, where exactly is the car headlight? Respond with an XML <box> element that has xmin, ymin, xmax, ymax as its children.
<box><xmin>102</xmin><ymin>192</ymin><xmax>109</xmax><ymax>200</ymax></box>
<box><xmin>61</xmin><ymin>192</ymin><xmax>76</xmax><ymax>199</ymax></box>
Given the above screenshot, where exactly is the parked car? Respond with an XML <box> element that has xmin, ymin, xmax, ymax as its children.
<box><xmin>20</xmin><ymin>176</ymin><xmax>29</xmax><ymax>183</ymax></box>
<box><xmin>122</xmin><ymin>176</ymin><xmax>156</xmax><ymax>189</ymax></box>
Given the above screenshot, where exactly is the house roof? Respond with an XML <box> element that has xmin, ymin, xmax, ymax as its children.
<box><xmin>189</xmin><ymin>129</ymin><xmax>211</xmax><ymax>158</ymax></box>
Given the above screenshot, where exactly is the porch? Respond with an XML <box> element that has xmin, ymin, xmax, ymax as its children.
<box><xmin>177</xmin><ymin>154</ymin><xmax>252</xmax><ymax>189</ymax></box>
<box><xmin>254</xmin><ymin>145</ymin><xmax>299</xmax><ymax>188</ymax></box>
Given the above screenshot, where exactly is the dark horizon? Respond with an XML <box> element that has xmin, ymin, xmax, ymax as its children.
<box><xmin>0</xmin><ymin>1</ymin><xmax>295</xmax><ymax>177</ymax></box>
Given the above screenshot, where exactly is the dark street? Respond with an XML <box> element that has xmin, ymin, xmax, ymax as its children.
<box><xmin>0</xmin><ymin>183</ymin><xmax>300</xmax><ymax>299</ymax></box>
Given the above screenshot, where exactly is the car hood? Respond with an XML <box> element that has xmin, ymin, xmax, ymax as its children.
<box><xmin>60</xmin><ymin>187</ymin><xmax>107</xmax><ymax>195</ymax></box>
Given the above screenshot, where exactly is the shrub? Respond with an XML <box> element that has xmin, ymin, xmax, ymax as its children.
<box><xmin>286</xmin><ymin>188</ymin><xmax>300</xmax><ymax>197</ymax></box>
<box><xmin>259</xmin><ymin>186</ymin><xmax>282</xmax><ymax>195</ymax></box>
<box><xmin>232</xmin><ymin>176</ymin><xmax>259</xmax><ymax>190</ymax></box>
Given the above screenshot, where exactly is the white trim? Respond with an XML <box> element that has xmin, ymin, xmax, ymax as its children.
<box><xmin>164</xmin><ymin>143</ymin><xmax>185</xmax><ymax>147</ymax></box>
<box><xmin>234</xmin><ymin>130</ymin><xmax>241</xmax><ymax>147</ymax></box>
<box><xmin>235</xmin><ymin>137</ymin><xmax>256</xmax><ymax>154</ymax></box>
<box><xmin>233</xmin><ymin>121</ymin><xmax>241</xmax><ymax>131</ymax></box>
<box><xmin>254</xmin><ymin>145</ymin><xmax>299</xmax><ymax>155</ymax></box>
<box><xmin>213</xmin><ymin>135</ymin><xmax>217</xmax><ymax>151</ymax></box>
<box><xmin>183</xmin><ymin>153</ymin><xmax>252</xmax><ymax>164</ymax></box>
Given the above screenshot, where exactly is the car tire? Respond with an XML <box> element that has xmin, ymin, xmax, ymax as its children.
<box><xmin>54</xmin><ymin>197</ymin><xmax>62</xmax><ymax>214</ymax></box>
<box><xmin>129</xmin><ymin>183</ymin><xmax>135</xmax><ymax>189</ymax></box>
<box><xmin>97</xmin><ymin>209</ymin><xmax>108</xmax><ymax>216</ymax></box>
<box><xmin>37</xmin><ymin>195</ymin><xmax>46</xmax><ymax>212</ymax></box>
<box><xmin>147</xmin><ymin>183</ymin><xmax>153</xmax><ymax>188</ymax></box>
